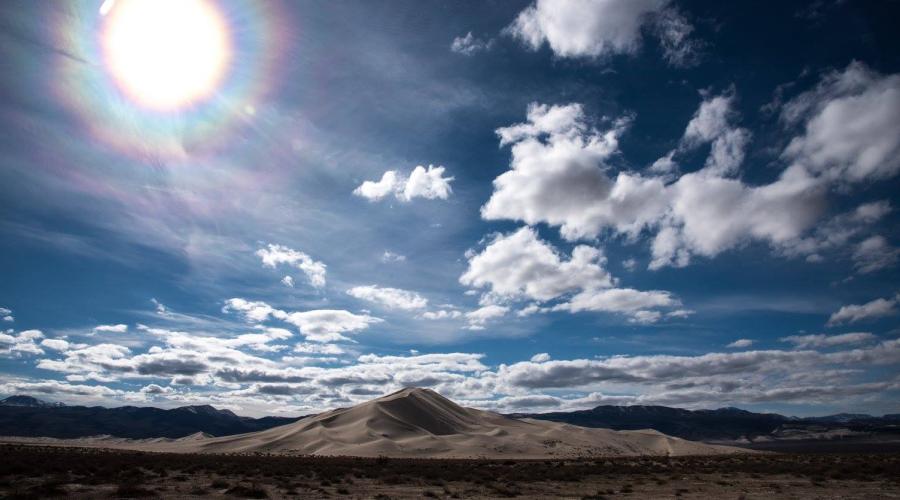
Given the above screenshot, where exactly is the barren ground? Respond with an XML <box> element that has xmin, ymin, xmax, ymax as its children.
<box><xmin>1</xmin><ymin>444</ymin><xmax>898</xmax><ymax>499</ymax></box>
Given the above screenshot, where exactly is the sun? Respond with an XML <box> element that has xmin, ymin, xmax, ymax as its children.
<box><xmin>101</xmin><ymin>0</ymin><xmax>231</xmax><ymax>111</ymax></box>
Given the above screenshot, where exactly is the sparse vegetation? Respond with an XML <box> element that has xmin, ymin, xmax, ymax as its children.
<box><xmin>0</xmin><ymin>444</ymin><xmax>896</xmax><ymax>498</ymax></box>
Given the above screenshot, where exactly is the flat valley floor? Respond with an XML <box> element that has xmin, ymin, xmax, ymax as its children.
<box><xmin>1</xmin><ymin>445</ymin><xmax>898</xmax><ymax>499</ymax></box>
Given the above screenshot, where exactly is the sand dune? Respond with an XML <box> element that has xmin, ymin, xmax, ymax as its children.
<box><xmin>4</xmin><ymin>388</ymin><xmax>742</xmax><ymax>458</ymax></box>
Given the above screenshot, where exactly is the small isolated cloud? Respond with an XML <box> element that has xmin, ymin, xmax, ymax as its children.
<box><xmin>781</xmin><ymin>332</ymin><xmax>876</xmax><ymax>349</ymax></box>
<box><xmin>353</xmin><ymin>165</ymin><xmax>454</xmax><ymax>202</ymax></box>
<box><xmin>256</xmin><ymin>244</ymin><xmax>327</xmax><ymax>288</ymax></box>
<box><xmin>151</xmin><ymin>298</ymin><xmax>169</xmax><ymax>315</ymax></box>
<box><xmin>347</xmin><ymin>285</ymin><xmax>428</xmax><ymax>311</ymax></box>
<box><xmin>41</xmin><ymin>338</ymin><xmax>71</xmax><ymax>351</ymax></box>
<box><xmin>852</xmin><ymin>236</ymin><xmax>899</xmax><ymax>274</ymax></box>
<box><xmin>531</xmin><ymin>352</ymin><xmax>551</xmax><ymax>362</ymax></box>
<box><xmin>381</xmin><ymin>251</ymin><xmax>406</xmax><ymax>263</ymax></box>
<box><xmin>828</xmin><ymin>294</ymin><xmax>899</xmax><ymax>326</ymax></box>
<box><xmin>505</xmin><ymin>0</ymin><xmax>699</xmax><ymax>66</ymax></box>
<box><xmin>281</xmin><ymin>276</ymin><xmax>295</xmax><ymax>288</ymax></box>
<box><xmin>94</xmin><ymin>324</ymin><xmax>128</xmax><ymax>333</ymax></box>
<box><xmin>727</xmin><ymin>339</ymin><xmax>753</xmax><ymax>348</ymax></box>
<box><xmin>0</xmin><ymin>307</ymin><xmax>12</xmax><ymax>322</ymax></box>
<box><xmin>451</xmin><ymin>32</ymin><xmax>493</xmax><ymax>55</ymax></box>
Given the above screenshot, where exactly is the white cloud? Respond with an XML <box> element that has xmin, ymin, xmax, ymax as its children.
<box><xmin>779</xmin><ymin>200</ymin><xmax>892</xmax><ymax>261</ymax></box>
<box><xmin>461</xmin><ymin>227</ymin><xmax>680</xmax><ymax>322</ymax></box>
<box><xmin>0</xmin><ymin>329</ymin><xmax>44</xmax><ymax>357</ymax></box>
<box><xmin>281</xmin><ymin>275</ymin><xmax>295</xmax><ymax>288</ymax></box>
<box><xmin>852</xmin><ymin>236</ymin><xmax>899</xmax><ymax>274</ymax></box>
<box><xmin>421</xmin><ymin>309</ymin><xmax>463</xmax><ymax>320</ymax></box>
<box><xmin>650</xmin><ymin>5</ymin><xmax>701</xmax><ymax>67</ymax></box>
<box><xmin>507</xmin><ymin>0</ymin><xmax>673</xmax><ymax>60</ymax></box>
<box><xmin>464</xmin><ymin>305</ymin><xmax>509</xmax><ymax>330</ymax></box>
<box><xmin>353</xmin><ymin>165</ymin><xmax>454</xmax><ymax>202</ymax></box>
<box><xmin>781</xmin><ymin>332</ymin><xmax>876</xmax><ymax>349</ymax></box>
<box><xmin>461</xmin><ymin>227</ymin><xmax>612</xmax><ymax>302</ymax></box>
<box><xmin>451</xmin><ymin>32</ymin><xmax>492</xmax><ymax>55</ymax></box>
<box><xmin>294</xmin><ymin>342</ymin><xmax>346</xmax><ymax>355</ymax></box>
<box><xmin>347</xmin><ymin>285</ymin><xmax>428</xmax><ymax>310</ymax></box>
<box><xmin>223</xmin><ymin>298</ymin><xmax>381</xmax><ymax>343</ymax></box>
<box><xmin>353</xmin><ymin>170</ymin><xmax>401</xmax><ymax>201</ymax></box>
<box><xmin>381</xmin><ymin>251</ymin><xmax>406</xmax><ymax>263</ymax></box>
<box><xmin>0</xmin><ymin>307</ymin><xmax>12</xmax><ymax>322</ymax></box>
<box><xmin>256</xmin><ymin>244</ymin><xmax>327</xmax><ymax>288</ymax></box>
<box><xmin>282</xmin><ymin>310</ymin><xmax>382</xmax><ymax>343</ymax></box>
<box><xmin>41</xmin><ymin>338</ymin><xmax>71</xmax><ymax>351</ymax></box>
<box><xmin>484</xmin><ymin>101</ymin><xmax>826</xmax><ymax>271</ymax></box>
<box><xmin>782</xmin><ymin>62</ymin><xmax>900</xmax><ymax>184</ymax></box>
<box><xmin>727</xmin><ymin>339</ymin><xmax>754</xmax><ymax>348</ymax></box>
<box><xmin>223</xmin><ymin>298</ymin><xmax>286</xmax><ymax>323</ymax></box>
<box><xmin>827</xmin><ymin>294</ymin><xmax>899</xmax><ymax>326</ymax></box>
<box><xmin>531</xmin><ymin>352</ymin><xmax>551</xmax><ymax>362</ymax></box>
<box><xmin>94</xmin><ymin>324</ymin><xmax>128</xmax><ymax>333</ymax></box>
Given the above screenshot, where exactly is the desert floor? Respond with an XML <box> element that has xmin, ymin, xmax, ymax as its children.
<box><xmin>1</xmin><ymin>444</ymin><xmax>898</xmax><ymax>499</ymax></box>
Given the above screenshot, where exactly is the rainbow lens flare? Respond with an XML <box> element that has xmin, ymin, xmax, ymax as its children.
<box><xmin>54</xmin><ymin>0</ymin><xmax>288</xmax><ymax>159</ymax></box>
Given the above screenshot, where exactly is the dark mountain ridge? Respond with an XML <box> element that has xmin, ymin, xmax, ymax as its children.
<box><xmin>0</xmin><ymin>395</ymin><xmax>303</xmax><ymax>439</ymax></box>
<box><xmin>509</xmin><ymin>404</ymin><xmax>900</xmax><ymax>443</ymax></box>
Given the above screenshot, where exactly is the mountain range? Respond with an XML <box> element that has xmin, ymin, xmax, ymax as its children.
<box><xmin>510</xmin><ymin>405</ymin><xmax>900</xmax><ymax>443</ymax></box>
<box><xmin>0</xmin><ymin>395</ymin><xmax>302</xmax><ymax>438</ymax></box>
<box><xmin>3</xmin><ymin>394</ymin><xmax>899</xmax><ymax>446</ymax></box>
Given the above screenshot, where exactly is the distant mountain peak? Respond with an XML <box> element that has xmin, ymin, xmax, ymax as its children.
<box><xmin>175</xmin><ymin>404</ymin><xmax>238</xmax><ymax>418</ymax></box>
<box><xmin>0</xmin><ymin>395</ymin><xmax>64</xmax><ymax>408</ymax></box>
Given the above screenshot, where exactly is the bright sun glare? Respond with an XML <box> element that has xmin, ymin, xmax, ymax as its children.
<box><xmin>101</xmin><ymin>0</ymin><xmax>231</xmax><ymax>111</ymax></box>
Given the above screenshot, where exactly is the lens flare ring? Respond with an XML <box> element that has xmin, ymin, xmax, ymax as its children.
<box><xmin>54</xmin><ymin>0</ymin><xmax>288</xmax><ymax>159</ymax></box>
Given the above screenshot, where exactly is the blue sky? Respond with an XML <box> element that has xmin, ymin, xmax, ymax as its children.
<box><xmin>1</xmin><ymin>0</ymin><xmax>899</xmax><ymax>417</ymax></box>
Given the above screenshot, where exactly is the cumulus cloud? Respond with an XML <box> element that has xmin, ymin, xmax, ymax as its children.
<box><xmin>483</xmin><ymin>101</ymin><xmax>826</xmax><ymax>270</ymax></box>
<box><xmin>93</xmin><ymin>324</ymin><xmax>128</xmax><ymax>333</ymax></box>
<box><xmin>461</xmin><ymin>227</ymin><xmax>612</xmax><ymax>302</ymax></box>
<box><xmin>256</xmin><ymin>244</ymin><xmax>327</xmax><ymax>288</ymax></box>
<box><xmin>0</xmin><ymin>329</ymin><xmax>44</xmax><ymax>357</ymax></box>
<box><xmin>353</xmin><ymin>165</ymin><xmax>454</xmax><ymax>202</ymax></box>
<box><xmin>461</xmin><ymin>226</ymin><xmax>681</xmax><ymax>322</ymax></box>
<box><xmin>506</xmin><ymin>0</ymin><xmax>699</xmax><ymax>66</ymax></box>
<box><xmin>451</xmin><ymin>32</ymin><xmax>493</xmax><ymax>55</ymax></box>
<box><xmin>827</xmin><ymin>294</ymin><xmax>899</xmax><ymax>326</ymax></box>
<box><xmin>727</xmin><ymin>339</ymin><xmax>754</xmax><ymax>348</ymax></box>
<box><xmin>782</xmin><ymin>62</ymin><xmax>900</xmax><ymax>184</ymax></box>
<box><xmin>281</xmin><ymin>276</ymin><xmax>295</xmax><ymax>288</ymax></box>
<box><xmin>781</xmin><ymin>332</ymin><xmax>876</xmax><ymax>349</ymax></box>
<box><xmin>346</xmin><ymin>285</ymin><xmax>428</xmax><ymax>310</ymax></box>
<box><xmin>0</xmin><ymin>307</ymin><xmax>13</xmax><ymax>322</ymax></box>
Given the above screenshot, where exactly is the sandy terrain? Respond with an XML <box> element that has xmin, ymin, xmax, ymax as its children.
<box><xmin>0</xmin><ymin>387</ymin><xmax>741</xmax><ymax>459</ymax></box>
